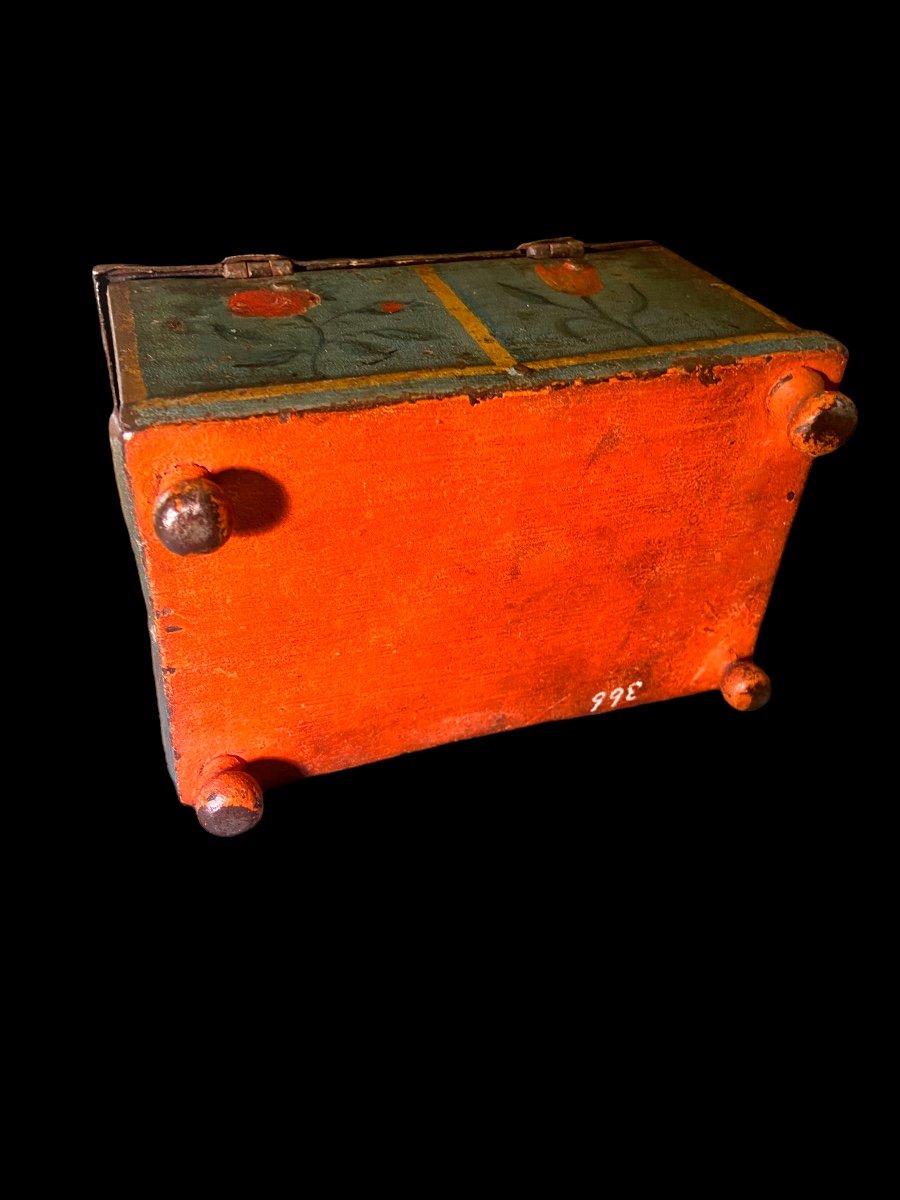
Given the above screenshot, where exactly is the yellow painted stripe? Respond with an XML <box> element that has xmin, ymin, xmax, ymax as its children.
<box><xmin>524</xmin><ymin>331</ymin><xmax>805</xmax><ymax>372</ymax></box>
<box><xmin>134</xmin><ymin>330</ymin><xmax>815</xmax><ymax>412</ymax></box>
<box><xmin>414</xmin><ymin>264</ymin><xmax>517</xmax><ymax>368</ymax></box>
<box><xmin>135</xmin><ymin>364</ymin><xmax>499</xmax><ymax>409</ymax></box>
<box><xmin>658</xmin><ymin>246</ymin><xmax>798</xmax><ymax>331</ymax></box>
<box><xmin>708</xmin><ymin>282</ymin><xmax>798</xmax><ymax>330</ymax></box>
<box><xmin>107</xmin><ymin>284</ymin><xmax>148</xmax><ymax>405</ymax></box>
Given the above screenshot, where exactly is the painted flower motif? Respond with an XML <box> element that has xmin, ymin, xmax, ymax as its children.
<box><xmin>228</xmin><ymin>287</ymin><xmax>321</xmax><ymax>317</ymax></box>
<box><xmin>534</xmin><ymin>260</ymin><xmax>603</xmax><ymax>296</ymax></box>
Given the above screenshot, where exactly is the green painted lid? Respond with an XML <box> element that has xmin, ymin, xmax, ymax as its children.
<box><xmin>99</xmin><ymin>241</ymin><xmax>842</xmax><ymax>429</ymax></box>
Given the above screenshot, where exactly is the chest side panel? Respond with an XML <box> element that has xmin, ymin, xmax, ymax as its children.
<box><xmin>119</xmin><ymin>345</ymin><xmax>844</xmax><ymax>802</ymax></box>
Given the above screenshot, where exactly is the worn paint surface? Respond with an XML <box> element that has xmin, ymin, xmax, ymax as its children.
<box><xmin>123</xmin><ymin>331</ymin><xmax>840</xmax><ymax>430</ymax></box>
<box><xmin>115</xmin><ymin>345</ymin><xmax>845</xmax><ymax>805</ymax></box>
<box><xmin>110</xmin><ymin>244</ymin><xmax>820</xmax><ymax>430</ymax></box>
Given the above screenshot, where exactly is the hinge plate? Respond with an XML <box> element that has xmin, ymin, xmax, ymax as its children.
<box><xmin>518</xmin><ymin>237</ymin><xmax>585</xmax><ymax>260</ymax></box>
<box><xmin>221</xmin><ymin>254</ymin><xmax>294</xmax><ymax>279</ymax></box>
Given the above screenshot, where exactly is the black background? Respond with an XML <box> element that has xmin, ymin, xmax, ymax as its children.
<box><xmin>17</xmin><ymin>48</ymin><xmax>884</xmax><ymax>1153</ymax></box>
<box><xmin>69</xmin><ymin>145</ymin><xmax>873</xmax><ymax>889</ymax></box>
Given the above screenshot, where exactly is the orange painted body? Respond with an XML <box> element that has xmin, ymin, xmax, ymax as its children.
<box><xmin>122</xmin><ymin>345</ymin><xmax>843</xmax><ymax>805</ymax></box>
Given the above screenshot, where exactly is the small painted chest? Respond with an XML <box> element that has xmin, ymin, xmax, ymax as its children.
<box><xmin>96</xmin><ymin>239</ymin><xmax>856</xmax><ymax>835</ymax></box>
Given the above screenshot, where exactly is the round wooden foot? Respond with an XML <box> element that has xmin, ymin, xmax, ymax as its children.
<box><xmin>768</xmin><ymin>369</ymin><xmax>857</xmax><ymax>458</ymax></box>
<box><xmin>787</xmin><ymin>390</ymin><xmax>858</xmax><ymax>457</ymax></box>
<box><xmin>154</xmin><ymin>468</ymin><xmax>233</xmax><ymax>556</ymax></box>
<box><xmin>720</xmin><ymin>661</ymin><xmax>772</xmax><ymax>712</ymax></box>
<box><xmin>194</xmin><ymin>757</ymin><xmax>263</xmax><ymax>837</ymax></box>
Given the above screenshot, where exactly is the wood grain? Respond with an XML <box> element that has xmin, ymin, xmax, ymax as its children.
<box><xmin>118</xmin><ymin>345</ymin><xmax>845</xmax><ymax>805</ymax></box>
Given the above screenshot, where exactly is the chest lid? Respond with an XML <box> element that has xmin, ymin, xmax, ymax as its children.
<box><xmin>96</xmin><ymin>239</ymin><xmax>842</xmax><ymax>430</ymax></box>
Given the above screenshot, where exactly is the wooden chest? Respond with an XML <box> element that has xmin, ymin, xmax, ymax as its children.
<box><xmin>96</xmin><ymin>238</ymin><xmax>856</xmax><ymax>835</ymax></box>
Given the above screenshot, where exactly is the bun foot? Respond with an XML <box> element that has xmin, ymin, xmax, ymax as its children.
<box><xmin>768</xmin><ymin>368</ymin><xmax>858</xmax><ymax>458</ymax></box>
<box><xmin>788</xmin><ymin>390</ymin><xmax>858</xmax><ymax>457</ymax></box>
<box><xmin>194</xmin><ymin>755</ymin><xmax>263</xmax><ymax>837</ymax></box>
<box><xmin>720</xmin><ymin>660</ymin><xmax>772</xmax><ymax>712</ymax></box>
<box><xmin>154</xmin><ymin>467</ymin><xmax>233</xmax><ymax>556</ymax></box>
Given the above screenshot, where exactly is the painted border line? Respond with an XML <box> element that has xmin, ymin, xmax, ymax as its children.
<box><xmin>414</xmin><ymin>264</ymin><xmax>517</xmax><ymax>368</ymax></box>
<box><xmin>133</xmin><ymin>330</ymin><xmax>828</xmax><ymax>413</ymax></box>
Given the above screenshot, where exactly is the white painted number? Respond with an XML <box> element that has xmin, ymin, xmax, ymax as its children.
<box><xmin>590</xmin><ymin>680</ymin><xmax>643</xmax><ymax>713</ymax></box>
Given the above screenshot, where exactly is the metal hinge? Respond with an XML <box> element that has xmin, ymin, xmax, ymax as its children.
<box><xmin>518</xmin><ymin>237</ymin><xmax>585</xmax><ymax>260</ymax></box>
<box><xmin>221</xmin><ymin>254</ymin><xmax>294</xmax><ymax>279</ymax></box>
